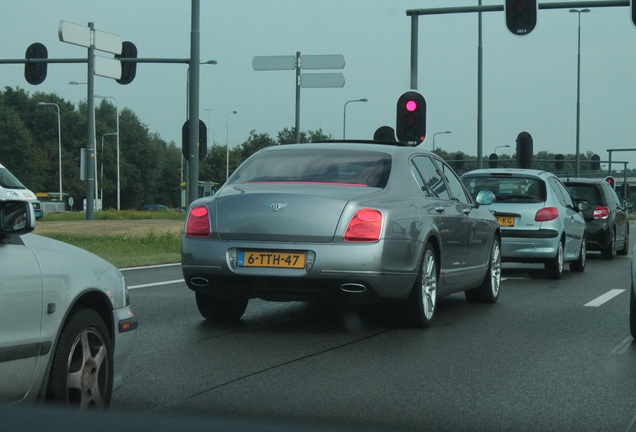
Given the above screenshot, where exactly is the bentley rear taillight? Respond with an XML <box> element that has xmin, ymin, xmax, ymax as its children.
<box><xmin>186</xmin><ymin>205</ymin><xmax>211</xmax><ymax>237</ymax></box>
<box><xmin>344</xmin><ymin>209</ymin><xmax>383</xmax><ymax>242</ymax></box>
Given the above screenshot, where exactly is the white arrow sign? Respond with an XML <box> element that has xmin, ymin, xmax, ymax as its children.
<box><xmin>59</xmin><ymin>20</ymin><xmax>122</xmax><ymax>54</ymax></box>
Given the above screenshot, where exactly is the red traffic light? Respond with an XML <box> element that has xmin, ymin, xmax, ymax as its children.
<box><xmin>396</xmin><ymin>91</ymin><xmax>426</xmax><ymax>145</ymax></box>
<box><xmin>405</xmin><ymin>100</ymin><xmax>418</xmax><ymax>112</ymax></box>
<box><xmin>605</xmin><ymin>176</ymin><xmax>615</xmax><ymax>189</ymax></box>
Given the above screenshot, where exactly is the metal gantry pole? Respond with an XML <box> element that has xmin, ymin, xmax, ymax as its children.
<box><xmin>86</xmin><ymin>22</ymin><xmax>96</xmax><ymax>220</ymax></box>
<box><xmin>187</xmin><ymin>0</ymin><xmax>201</xmax><ymax>206</ymax></box>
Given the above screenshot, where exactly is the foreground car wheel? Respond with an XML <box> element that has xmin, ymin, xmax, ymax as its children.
<box><xmin>196</xmin><ymin>292</ymin><xmax>248</xmax><ymax>321</ymax></box>
<box><xmin>466</xmin><ymin>236</ymin><xmax>501</xmax><ymax>303</ymax></box>
<box><xmin>46</xmin><ymin>309</ymin><xmax>113</xmax><ymax>408</ymax></box>
<box><xmin>401</xmin><ymin>243</ymin><xmax>437</xmax><ymax>328</ymax></box>
<box><xmin>570</xmin><ymin>235</ymin><xmax>586</xmax><ymax>273</ymax></box>
<box><xmin>631</xmin><ymin>284</ymin><xmax>636</xmax><ymax>339</ymax></box>
<box><xmin>545</xmin><ymin>240</ymin><xmax>564</xmax><ymax>279</ymax></box>
<box><xmin>601</xmin><ymin>229</ymin><xmax>616</xmax><ymax>260</ymax></box>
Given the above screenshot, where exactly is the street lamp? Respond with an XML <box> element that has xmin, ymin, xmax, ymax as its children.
<box><xmin>95</xmin><ymin>95</ymin><xmax>120</xmax><ymax>210</ymax></box>
<box><xmin>494</xmin><ymin>145</ymin><xmax>511</xmax><ymax>154</ymax></box>
<box><xmin>570</xmin><ymin>8</ymin><xmax>590</xmax><ymax>177</ymax></box>
<box><xmin>37</xmin><ymin>102</ymin><xmax>62</xmax><ymax>203</ymax></box>
<box><xmin>100</xmin><ymin>132</ymin><xmax>118</xmax><ymax>205</ymax></box>
<box><xmin>343</xmin><ymin>98</ymin><xmax>368</xmax><ymax>139</ymax></box>
<box><xmin>226</xmin><ymin>110</ymin><xmax>238</xmax><ymax>180</ymax></box>
<box><xmin>432</xmin><ymin>131</ymin><xmax>452</xmax><ymax>151</ymax></box>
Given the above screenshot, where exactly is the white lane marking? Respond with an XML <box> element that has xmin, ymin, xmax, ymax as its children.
<box><xmin>128</xmin><ymin>279</ymin><xmax>184</xmax><ymax>290</ymax></box>
<box><xmin>611</xmin><ymin>337</ymin><xmax>633</xmax><ymax>355</ymax></box>
<box><xmin>584</xmin><ymin>289</ymin><xmax>625</xmax><ymax>307</ymax></box>
<box><xmin>121</xmin><ymin>263</ymin><xmax>180</xmax><ymax>271</ymax></box>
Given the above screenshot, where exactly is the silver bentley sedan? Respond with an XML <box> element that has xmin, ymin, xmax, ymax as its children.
<box><xmin>181</xmin><ymin>141</ymin><xmax>501</xmax><ymax>328</ymax></box>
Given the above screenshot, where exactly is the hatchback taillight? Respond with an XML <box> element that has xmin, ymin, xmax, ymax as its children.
<box><xmin>344</xmin><ymin>209</ymin><xmax>383</xmax><ymax>242</ymax></box>
<box><xmin>185</xmin><ymin>205</ymin><xmax>211</xmax><ymax>237</ymax></box>
<box><xmin>592</xmin><ymin>206</ymin><xmax>610</xmax><ymax>220</ymax></box>
<box><xmin>535</xmin><ymin>207</ymin><xmax>558</xmax><ymax>222</ymax></box>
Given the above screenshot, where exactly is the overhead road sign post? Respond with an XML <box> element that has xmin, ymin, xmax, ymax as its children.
<box><xmin>253</xmin><ymin>52</ymin><xmax>346</xmax><ymax>143</ymax></box>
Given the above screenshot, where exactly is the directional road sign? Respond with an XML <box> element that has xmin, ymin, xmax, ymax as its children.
<box><xmin>59</xmin><ymin>20</ymin><xmax>122</xmax><ymax>54</ymax></box>
<box><xmin>301</xmin><ymin>54</ymin><xmax>345</xmax><ymax>70</ymax></box>
<box><xmin>301</xmin><ymin>73</ymin><xmax>345</xmax><ymax>88</ymax></box>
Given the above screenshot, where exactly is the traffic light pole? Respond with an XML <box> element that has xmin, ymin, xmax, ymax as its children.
<box><xmin>406</xmin><ymin>1</ymin><xmax>629</xmax><ymax>169</ymax></box>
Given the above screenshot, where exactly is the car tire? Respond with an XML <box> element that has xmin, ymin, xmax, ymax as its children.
<box><xmin>400</xmin><ymin>243</ymin><xmax>438</xmax><ymax>328</ymax></box>
<box><xmin>195</xmin><ymin>292</ymin><xmax>248</xmax><ymax>321</ymax></box>
<box><xmin>618</xmin><ymin>227</ymin><xmax>629</xmax><ymax>256</ymax></box>
<box><xmin>631</xmin><ymin>283</ymin><xmax>636</xmax><ymax>339</ymax></box>
<box><xmin>465</xmin><ymin>236</ymin><xmax>501</xmax><ymax>304</ymax></box>
<box><xmin>601</xmin><ymin>229</ymin><xmax>616</xmax><ymax>260</ymax></box>
<box><xmin>545</xmin><ymin>240</ymin><xmax>564</xmax><ymax>279</ymax></box>
<box><xmin>46</xmin><ymin>308</ymin><xmax>113</xmax><ymax>408</ymax></box>
<box><xmin>570</xmin><ymin>234</ymin><xmax>586</xmax><ymax>273</ymax></box>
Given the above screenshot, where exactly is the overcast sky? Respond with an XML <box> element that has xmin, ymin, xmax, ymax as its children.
<box><xmin>3</xmin><ymin>0</ymin><xmax>636</xmax><ymax>171</ymax></box>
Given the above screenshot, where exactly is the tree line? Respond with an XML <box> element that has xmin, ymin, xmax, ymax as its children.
<box><xmin>0</xmin><ymin>86</ymin><xmax>330</xmax><ymax>210</ymax></box>
<box><xmin>1</xmin><ymin>86</ymin><xmax>618</xmax><ymax>210</ymax></box>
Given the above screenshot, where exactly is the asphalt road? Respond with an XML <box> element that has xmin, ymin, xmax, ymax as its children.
<box><xmin>110</xmin><ymin>245</ymin><xmax>636</xmax><ymax>432</ymax></box>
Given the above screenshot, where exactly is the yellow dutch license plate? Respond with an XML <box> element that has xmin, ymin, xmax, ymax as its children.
<box><xmin>239</xmin><ymin>251</ymin><xmax>306</xmax><ymax>269</ymax></box>
<box><xmin>497</xmin><ymin>216</ymin><xmax>515</xmax><ymax>227</ymax></box>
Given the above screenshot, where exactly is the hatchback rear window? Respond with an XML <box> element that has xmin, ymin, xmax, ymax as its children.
<box><xmin>462</xmin><ymin>175</ymin><xmax>546</xmax><ymax>203</ymax></box>
<box><xmin>230</xmin><ymin>149</ymin><xmax>391</xmax><ymax>188</ymax></box>
<box><xmin>565</xmin><ymin>184</ymin><xmax>601</xmax><ymax>205</ymax></box>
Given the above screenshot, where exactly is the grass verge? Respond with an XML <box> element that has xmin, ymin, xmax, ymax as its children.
<box><xmin>41</xmin><ymin>231</ymin><xmax>181</xmax><ymax>269</ymax></box>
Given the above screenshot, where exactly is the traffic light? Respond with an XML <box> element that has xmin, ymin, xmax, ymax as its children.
<box><xmin>24</xmin><ymin>43</ymin><xmax>48</xmax><ymax>85</ymax></box>
<box><xmin>488</xmin><ymin>153</ymin><xmax>498</xmax><ymax>168</ymax></box>
<box><xmin>396</xmin><ymin>91</ymin><xmax>426</xmax><ymax>145</ymax></box>
<box><xmin>555</xmin><ymin>154</ymin><xmax>564</xmax><ymax>170</ymax></box>
<box><xmin>182</xmin><ymin>119</ymin><xmax>207</xmax><ymax>160</ymax></box>
<box><xmin>590</xmin><ymin>154</ymin><xmax>600</xmax><ymax>170</ymax></box>
<box><xmin>632</xmin><ymin>0</ymin><xmax>636</xmax><ymax>27</ymax></box>
<box><xmin>116</xmin><ymin>41</ymin><xmax>137</xmax><ymax>85</ymax></box>
<box><xmin>516</xmin><ymin>131</ymin><xmax>533</xmax><ymax>169</ymax></box>
<box><xmin>373</xmin><ymin>126</ymin><xmax>396</xmax><ymax>142</ymax></box>
<box><xmin>505</xmin><ymin>0</ymin><xmax>537</xmax><ymax>36</ymax></box>
<box><xmin>605</xmin><ymin>176</ymin><xmax>615</xmax><ymax>190</ymax></box>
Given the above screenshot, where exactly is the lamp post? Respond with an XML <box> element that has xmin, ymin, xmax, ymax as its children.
<box><xmin>494</xmin><ymin>145</ymin><xmax>511</xmax><ymax>154</ymax></box>
<box><xmin>37</xmin><ymin>102</ymin><xmax>62</xmax><ymax>202</ymax></box>
<box><xmin>342</xmin><ymin>98</ymin><xmax>368</xmax><ymax>139</ymax></box>
<box><xmin>570</xmin><ymin>8</ymin><xmax>590</xmax><ymax>178</ymax></box>
<box><xmin>226</xmin><ymin>110</ymin><xmax>238</xmax><ymax>180</ymax></box>
<box><xmin>100</xmin><ymin>132</ymin><xmax>118</xmax><ymax>205</ymax></box>
<box><xmin>95</xmin><ymin>95</ymin><xmax>120</xmax><ymax>210</ymax></box>
<box><xmin>432</xmin><ymin>131</ymin><xmax>452</xmax><ymax>151</ymax></box>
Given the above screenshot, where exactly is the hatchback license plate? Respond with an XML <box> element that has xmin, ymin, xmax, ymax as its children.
<box><xmin>238</xmin><ymin>251</ymin><xmax>306</xmax><ymax>269</ymax></box>
<box><xmin>497</xmin><ymin>216</ymin><xmax>515</xmax><ymax>227</ymax></box>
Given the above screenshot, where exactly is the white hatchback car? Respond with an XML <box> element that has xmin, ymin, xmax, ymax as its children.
<box><xmin>0</xmin><ymin>200</ymin><xmax>137</xmax><ymax>408</ymax></box>
<box><xmin>462</xmin><ymin>168</ymin><xmax>588</xmax><ymax>279</ymax></box>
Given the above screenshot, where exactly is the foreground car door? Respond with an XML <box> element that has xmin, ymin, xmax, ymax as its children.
<box><xmin>549</xmin><ymin>177</ymin><xmax>585</xmax><ymax>258</ymax></box>
<box><xmin>0</xmin><ymin>236</ymin><xmax>43</xmax><ymax>402</ymax></box>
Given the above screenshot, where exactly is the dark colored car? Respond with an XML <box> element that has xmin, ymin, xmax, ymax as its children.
<box><xmin>181</xmin><ymin>141</ymin><xmax>502</xmax><ymax>328</ymax></box>
<box><xmin>564</xmin><ymin>178</ymin><xmax>632</xmax><ymax>259</ymax></box>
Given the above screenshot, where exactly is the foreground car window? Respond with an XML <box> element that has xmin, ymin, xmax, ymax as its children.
<box><xmin>229</xmin><ymin>149</ymin><xmax>391</xmax><ymax>188</ymax></box>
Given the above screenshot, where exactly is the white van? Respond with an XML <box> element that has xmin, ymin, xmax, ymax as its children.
<box><xmin>0</xmin><ymin>163</ymin><xmax>43</xmax><ymax>219</ymax></box>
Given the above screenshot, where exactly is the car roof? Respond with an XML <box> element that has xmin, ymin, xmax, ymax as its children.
<box><xmin>461</xmin><ymin>168</ymin><xmax>553</xmax><ymax>178</ymax></box>
<box><xmin>255</xmin><ymin>141</ymin><xmax>434</xmax><ymax>157</ymax></box>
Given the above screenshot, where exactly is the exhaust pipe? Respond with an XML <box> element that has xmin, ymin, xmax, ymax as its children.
<box><xmin>190</xmin><ymin>277</ymin><xmax>209</xmax><ymax>287</ymax></box>
<box><xmin>340</xmin><ymin>283</ymin><xmax>367</xmax><ymax>293</ymax></box>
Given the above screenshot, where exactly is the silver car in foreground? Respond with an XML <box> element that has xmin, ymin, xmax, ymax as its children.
<box><xmin>0</xmin><ymin>201</ymin><xmax>137</xmax><ymax>408</ymax></box>
<box><xmin>461</xmin><ymin>168</ymin><xmax>588</xmax><ymax>279</ymax></box>
<box><xmin>182</xmin><ymin>141</ymin><xmax>502</xmax><ymax>328</ymax></box>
